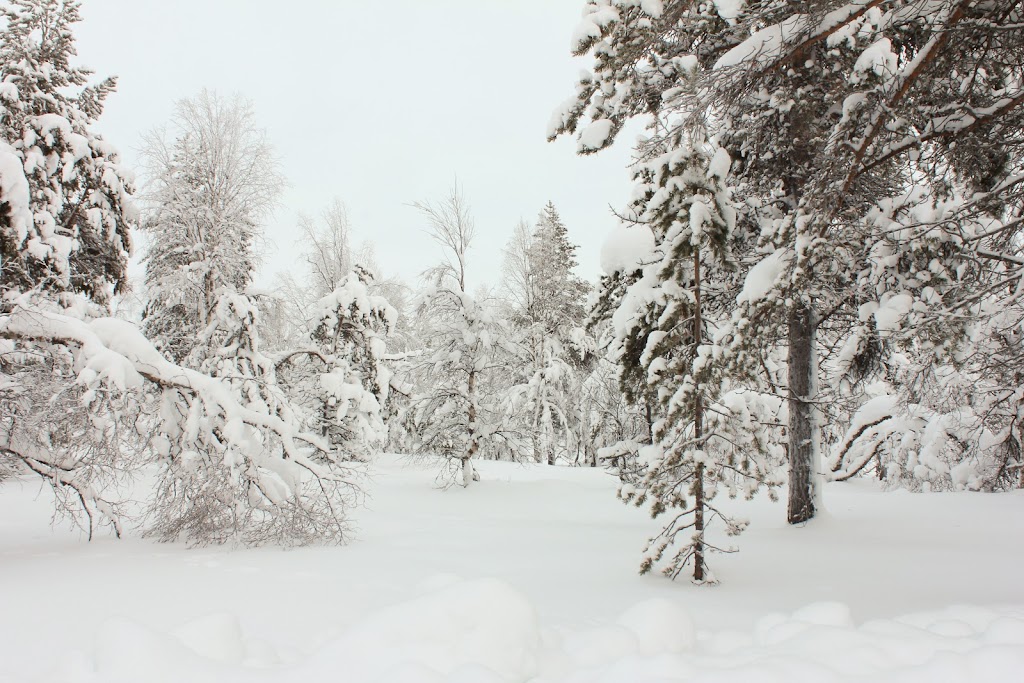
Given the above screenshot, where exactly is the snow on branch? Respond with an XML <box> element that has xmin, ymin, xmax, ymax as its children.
<box><xmin>1</xmin><ymin>301</ymin><xmax>359</xmax><ymax>545</ymax></box>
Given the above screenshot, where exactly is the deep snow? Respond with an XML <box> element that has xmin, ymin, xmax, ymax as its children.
<box><xmin>1</xmin><ymin>455</ymin><xmax>1022</xmax><ymax>682</ymax></box>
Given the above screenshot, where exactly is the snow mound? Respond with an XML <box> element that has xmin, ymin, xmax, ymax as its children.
<box><xmin>617</xmin><ymin>598</ymin><xmax>696</xmax><ymax>654</ymax></box>
<box><xmin>301</xmin><ymin>577</ymin><xmax>541</xmax><ymax>681</ymax></box>
<box><xmin>37</xmin><ymin>595</ymin><xmax>1024</xmax><ymax>683</ymax></box>
<box><xmin>171</xmin><ymin>612</ymin><xmax>247</xmax><ymax>664</ymax></box>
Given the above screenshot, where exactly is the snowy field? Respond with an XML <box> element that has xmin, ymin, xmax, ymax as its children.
<box><xmin>2</xmin><ymin>456</ymin><xmax>1023</xmax><ymax>682</ymax></box>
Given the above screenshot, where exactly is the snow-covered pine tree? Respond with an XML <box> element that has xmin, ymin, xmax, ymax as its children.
<box><xmin>554</xmin><ymin>0</ymin><xmax>847</xmax><ymax>525</ymax></box>
<box><xmin>603</xmin><ymin>125</ymin><xmax>783</xmax><ymax>582</ymax></box>
<box><xmin>141</xmin><ymin>90</ymin><xmax>281</xmax><ymax>362</ymax></box>
<box><xmin>552</xmin><ymin>0</ymin><xmax>1024</xmax><ymax>525</ymax></box>
<box><xmin>527</xmin><ymin>202</ymin><xmax>590</xmax><ymax>336</ymax></box>
<box><xmin>403</xmin><ymin>187</ymin><xmax>511</xmax><ymax>487</ymax></box>
<box><xmin>0</xmin><ymin>0</ymin><xmax>133</xmax><ymax>305</ymax></box>
<box><xmin>501</xmin><ymin>203</ymin><xmax>590</xmax><ymax>464</ymax></box>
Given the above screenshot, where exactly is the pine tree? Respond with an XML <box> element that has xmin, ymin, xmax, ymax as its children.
<box><xmin>0</xmin><ymin>0</ymin><xmax>133</xmax><ymax>305</ymax></box>
<box><xmin>597</xmin><ymin>125</ymin><xmax>783</xmax><ymax>581</ymax></box>
<box><xmin>561</xmin><ymin>1</ymin><xmax>1024</xmax><ymax>528</ymax></box>
<box><xmin>526</xmin><ymin>202</ymin><xmax>589</xmax><ymax>337</ymax></box>
<box><xmin>501</xmin><ymin>203</ymin><xmax>590</xmax><ymax>464</ymax></box>
<box><xmin>292</xmin><ymin>268</ymin><xmax>396</xmax><ymax>462</ymax></box>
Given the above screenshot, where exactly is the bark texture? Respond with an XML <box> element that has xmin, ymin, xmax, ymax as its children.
<box><xmin>787</xmin><ymin>302</ymin><xmax>817</xmax><ymax>524</ymax></box>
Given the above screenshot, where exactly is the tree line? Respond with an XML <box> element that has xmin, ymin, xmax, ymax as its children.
<box><xmin>2</xmin><ymin>0</ymin><xmax>1022</xmax><ymax>585</ymax></box>
<box><xmin>0</xmin><ymin>0</ymin><xmax>643</xmax><ymax>546</ymax></box>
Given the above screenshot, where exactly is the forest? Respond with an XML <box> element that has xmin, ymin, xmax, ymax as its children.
<box><xmin>1</xmin><ymin>1</ymin><xmax>1023</xmax><ymax>681</ymax></box>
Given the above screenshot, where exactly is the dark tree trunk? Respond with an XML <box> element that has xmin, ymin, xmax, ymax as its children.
<box><xmin>787</xmin><ymin>302</ymin><xmax>817</xmax><ymax>524</ymax></box>
<box><xmin>464</xmin><ymin>368</ymin><xmax>478</xmax><ymax>487</ymax></box>
<box><xmin>692</xmin><ymin>248</ymin><xmax>705</xmax><ymax>581</ymax></box>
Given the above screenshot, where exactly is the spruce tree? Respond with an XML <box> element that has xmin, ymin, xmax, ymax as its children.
<box><xmin>0</xmin><ymin>0</ymin><xmax>133</xmax><ymax>305</ymax></box>
<box><xmin>502</xmin><ymin>202</ymin><xmax>590</xmax><ymax>464</ymax></box>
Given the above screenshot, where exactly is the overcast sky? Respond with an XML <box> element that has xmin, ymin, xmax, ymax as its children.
<box><xmin>73</xmin><ymin>0</ymin><xmax>638</xmax><ymax>292</ymax></box>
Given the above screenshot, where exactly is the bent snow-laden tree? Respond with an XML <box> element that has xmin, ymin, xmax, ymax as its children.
<box><xmin>1</xmin><ymin>3</ymin><xmax>359</xmax><ymax>544</ymax></box>
<box><xmin>3</xmin><ymin>302</ymin><xmax>360</xmax><ymax>545</ymax></box>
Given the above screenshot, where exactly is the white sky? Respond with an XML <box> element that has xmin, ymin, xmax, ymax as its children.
<box><xmin>74</xmin><ymin>0</ymin><xmax>639</xmax><ymax>291</ymax></box>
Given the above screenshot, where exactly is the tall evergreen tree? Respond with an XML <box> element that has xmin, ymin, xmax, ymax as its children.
<box><xmin>526</xmin><ymin>202</ymin><xmax>590</xmax><ymax>336</ymax></box>
<box><xmin>0</xmin><ymin>0</ymin><xmax>133</xmax><ymax>305</ymax></box>
<box><xmin>502</xmin><ymin>202</ymin><xmax>590</xmax><ymax>464</ymax></box>
<box><xmin>599</xmin><ymin>126</ymin><xmax>783</xmax><ymax>581</ymax></box>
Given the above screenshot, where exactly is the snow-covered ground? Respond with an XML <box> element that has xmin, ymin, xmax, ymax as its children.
<box><xmin>2</xmin><ymin>455</ymin><xmax>1023</xmax><ymax>682</ymax></box>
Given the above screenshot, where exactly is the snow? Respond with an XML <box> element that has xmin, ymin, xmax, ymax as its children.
<box><xmin>577</xmin><ymin>118</ymin><xmax>614</xmax><ymax>152</ymax></box>
<box><xmin>874</xmin><ymin>293</ymin><xmax>914</xmax><ymax>335</ymax></box>
<box><xmin>0</xmin><ymin>142</ymin><xmax>32</xmax><ymax>244</ymax></box>
<box><xmin>570</xmin><ymin>4</ymin><xmax>619</xmax><ymax>52</ymax></box>
<box><xmin>715</xmin><ymin>14</ymin><xmax>804</xmax><ymax>69</ymax></box>
<box><xmin>600</xmin><ymin>223</ymin><xmax>656</xmax><ymax>274</ymax></box>
<box><xmin>713</xmin><ymin>0</ymin><xmax>745</xmax><ymax>22</ymax></box>
<box><xmin>2</xmin><ymin>455</ymin><xmax>1024</xmax><ymax>682</ymax></box>
<box><xmin>708</xmin><ymin>146</ymin><xmax>732</xmax><ymax>180</ymax></box>
<box><xmin>715</xmin><ymin>4</ymin><xmax>881</xmax><ymax>70</ymax></box>
<box><xmin>853</xmin><ymin>37</ymin><xmax>897</xmax><ymax>80</ymax></box>
<box><xmin>737</xmin><ymin>248</ymin><xmax>789</xmax><ymax>304</ymax></box>
<box><xmin>639</xmin><ymin>0</ymin><xmax>664</xmax><ymax>19</ymax></box>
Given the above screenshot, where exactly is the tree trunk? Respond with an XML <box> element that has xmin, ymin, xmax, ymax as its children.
<box><xmin>202</xmin><ymin>269</ymin><xmax>216</xmax><ymax>326</ymax></box>
<box><xmin>692</xmin><ymin>249</ymin><xmax>705</xmax><ymax>582</ymax></box>
<box><xmin>546</xmin><ymin>408</ymin><xmax>556</xmax><ymax>466</ymax></box>
<box><xmin>465</xmin><ymin>367</ymin><xmax>479</xmax><ymax>487</ymax></box>
<box><xmin>787</xmin><ymin>302</ymin><xmax>817</xmax><ymax>524</ymax></box>
<box><xmin>461</xmin><ymin>456</ymin><xmax>476</xmax><ymax>487</ymax></box>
